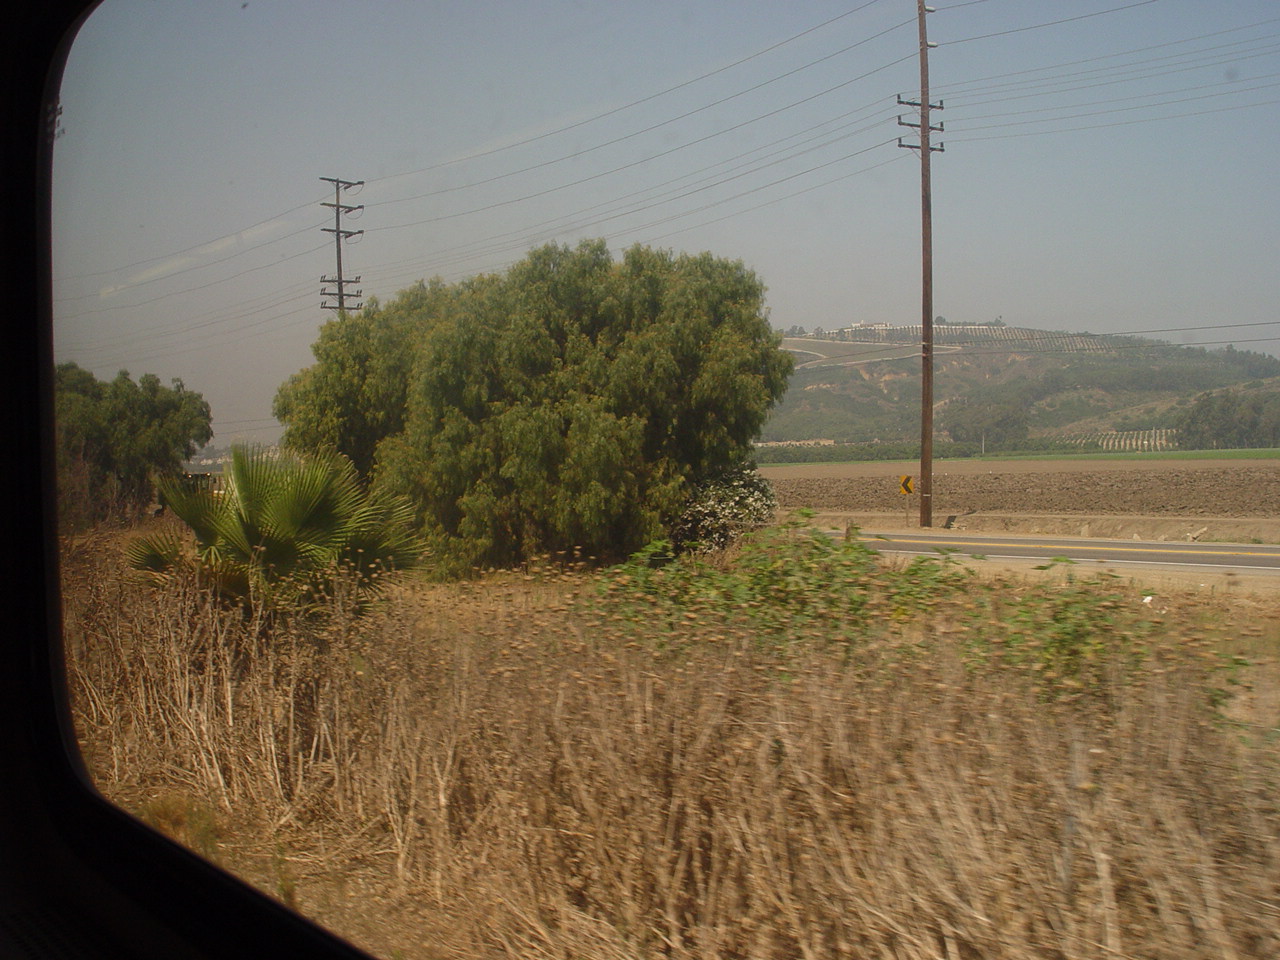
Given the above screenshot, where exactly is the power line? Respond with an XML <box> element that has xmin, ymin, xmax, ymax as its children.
<box><xmin>366</xmin><ymin>79</ymin><xmax>1274</xmax><ymax>312</ymax></box>
<box><xmin>947</xmin><ymin>0</ymin><xmax>1164</xmax><ymax>46</ymax></box>
<box><xmin>936</xmin><ymin>0</ymin><xmax>999</xmax><ymax>10</ymax></box>
<box><xmin>944</xmin><ymin>42</ymin><xmax>1280</xmax><ymax>109</ymax></box>
<box><xmin>361</xmin><ymin>15</ymin><xmax>1280</xmax><ymax>291</ymax></box>
<box><xmin>78</xmin><ymin>302</ymin><xmax>319</xmax><ymax>371</ymax></box>
<box><xmin>364</xmin><ymin>0</ymin><xmax>898</xmax><ymax>189</ymax></box>
<box><xmin>641</xmin><ymin>153</ymin><xmax>908</xmax><ymax>245</ymax></box>
<box><xmin>67</xmin><ymin>106</ymin><xmax>901</xmax><ymax>358</ymax></box>
<box><xmin>367</xmin><ymin>109</ymin><xmax>897</xmax><ymax>280</ymax></box>
<box><xmin>56</xmin><ymin>1</ymin><xmax>1280</xmax><ymax>380</ymax></box>
<box><xmin>52</xmin><ymin>193</ymin><xmax>326</xmax><ymax>283</ymax></box>
<box><xmin>53</xmin><ymin>218</ymin><xmax>327</xmax><ymax>303</ymax></box>
<box><xmin>64</xmin><ymin>7</ymin><xmax>1274</xmax><ymax>313</ymax></box>
<box><xmin>363</xmin><ymin>11</ymin><xmax>1277</xmax><ymax>282</ymax></box>
<box><xmin>948</xmin><ymin>75</ymin><xmax>1280</xmax><ymax>129</ymax></box>
<box><xmin>370</xmin><ymin>147</ymin><xmax>902</xmax><ymax>295</ymax></box>
<box><xmin>61</xmin><ymin>280</ymin><xmax>318</xmax><ymax>354</ymax></box>
<box><xmin>624</xmin><ymin>139</ymin><xmax>897</xmax><ymax>238</ymax></box>
<box><xmin>367</xmin><ymin>17</ymin><xmax>914</xmax><ymax>211</ymax></box>
<box><xmin>55</xmin><ymin>243</ymin><xmax>329</xmax><ymax>321</ymax></box>
<box><xmin>377</xmin><ymin>53</ymin><xmax>915</xmax><ymax>234</ymax></box>
<box><xmin>65</xmin><ymin>9</ymin><xmax>1264</xmax><ymax>298</ymax></box>
<box><xmin>357</xmin><ymin>35</ymin><xmax>1280</xmax><ymax>277</ymax></box>
<box><xmin>938</xmin><ymin>29</ymin><xmax>1280</xmax><ymax>99</ymax></box>
<box><xmin>366</xmin><ymin>138</ymin><xmax>901</xmax><ymax>296</ymax></box>
<box><xmin>946</xmin><ymin>94</ymin><xmax>1280</xmax><ymax>142</ymax></box>
<box><xmin>359</xmin><ymin>143</ymin><xmax>908</xmax><ymax>296</ymax></box>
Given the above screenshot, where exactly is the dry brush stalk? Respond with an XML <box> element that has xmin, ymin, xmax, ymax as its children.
<box><xmin>63</xmin><ymin>542</ymin><xmax>1280</xmax><ymax>960</ymax></box>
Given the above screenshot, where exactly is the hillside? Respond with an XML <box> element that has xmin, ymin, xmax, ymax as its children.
<box><xmin>761</xmin><ymin>325</ymin><xmax>1280</xmax><ymax>450</ymax></box>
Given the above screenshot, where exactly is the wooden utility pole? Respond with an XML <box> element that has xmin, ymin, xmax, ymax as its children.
<box><xmin>320</xmin><ymin>176</ymin><xmax>364</xmax><ymax>314</ymax></box>
<box><xmin>897</xmin><ymin>2</ymin><xmax>943</xmax><ymax>526</ymax></box>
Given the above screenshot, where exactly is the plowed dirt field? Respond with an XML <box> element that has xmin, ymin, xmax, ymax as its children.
<box><xmin>761</xmin><ymin>457</ymin><xmax>1280</xmax><ymax>542</ymax></box>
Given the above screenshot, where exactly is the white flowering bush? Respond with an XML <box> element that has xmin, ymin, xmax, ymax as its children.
<box><xmin>671</xmin><ymin>466</ymin><xmax>777</xmax><ymax>553</ymax></box>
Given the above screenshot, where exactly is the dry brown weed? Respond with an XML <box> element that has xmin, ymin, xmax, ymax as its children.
<box><xmin>62</xmin><ymin>540</ymin><xmax>1280</xmax><ymax>960</ymax></box>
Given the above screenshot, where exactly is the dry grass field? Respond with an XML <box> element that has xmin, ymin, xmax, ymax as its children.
<box><xmin>61</xmin><ymin>509</ymin><xmax>1280</xmax><ymax>960</ymax></box>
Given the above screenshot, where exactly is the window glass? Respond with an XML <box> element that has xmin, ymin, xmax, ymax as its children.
<box><xmin>55</xmin><ymin>3</ymin><xmax>1280</xmax><ymax>959</ymax></box>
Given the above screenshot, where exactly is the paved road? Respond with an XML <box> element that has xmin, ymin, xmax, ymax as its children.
<box><xmin>857</xmin><ymin>530</ymin><xmax>1280</xmax><ymax>574</ymax></box>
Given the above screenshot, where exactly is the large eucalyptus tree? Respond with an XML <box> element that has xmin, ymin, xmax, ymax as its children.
<box><xmin>276</xmin><ymin>240</ymin><xmax>793</xmax><ymax>571</ymax></box>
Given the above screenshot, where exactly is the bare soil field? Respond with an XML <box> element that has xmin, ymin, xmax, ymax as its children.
<box><xmin>761</xmin><ymin>457</ymin><xmax>1280</xmax><ymax>543</ymax></box>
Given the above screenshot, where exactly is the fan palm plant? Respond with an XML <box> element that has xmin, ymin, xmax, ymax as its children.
<box><xmin>128</xmin><ymin>445</ymin><xmax>423</xmax><ymax>610</ymax></box>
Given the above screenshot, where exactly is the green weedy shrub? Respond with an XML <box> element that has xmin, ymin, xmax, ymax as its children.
<box><xmin>594</xmin><ymin>515</ymin><xmax>972</xmax><ymax>651</ymax></box>
<box><xmin>956</xmin><ymin>562</ymin><xmax>1154</xmax><ymax>702</ymax></box>
<box><xmin>593</xmin><ymin>516</ymin><xmax>1159</xmax><ymax>705</ymax></box>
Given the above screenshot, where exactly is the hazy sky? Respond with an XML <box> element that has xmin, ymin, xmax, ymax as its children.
<box><xmin>51</xmin><ymin>0</ymin><xmax>1280</xmax><ymax>445</ymax></box>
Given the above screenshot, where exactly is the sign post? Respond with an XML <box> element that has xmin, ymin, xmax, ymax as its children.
<box><xmin>899</xmin><ymin>475</ymin><xmax>914</xmax><ymax>526</ymax></box>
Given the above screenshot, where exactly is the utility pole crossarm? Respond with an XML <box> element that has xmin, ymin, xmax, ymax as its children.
<box><xmin>319</xmin><ymin>176</ymin><xmax>364</xmax><ymax>314</ymax></box>
<box><xmin>897</xmin><ymin>115</ymin><xmax>944</xmax><ymax>132</ymax></box>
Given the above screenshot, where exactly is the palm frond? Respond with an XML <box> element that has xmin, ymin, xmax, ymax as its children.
<box><xmin>125</xmin><ymin>532</ymin><xmax>187</xmax><ymax>574</ymax></box>
<box><xmin>135</xmin><ymin>443</ymin><xmax>425</xmax><ymax>614</ymax></box>
<box><xmin>225</xmin><ymin>445</ymin><xmax>282</xmax><ymax>530</ymax></box>
<box><xmin>154</xmin><ymin>477</ymin><xmax>227</xmax><ymax>549</ymax></box>
<box><xmin>261</xmin><ymin>451</ymin><xmax>363</xmax><ymax>556</ymax></box>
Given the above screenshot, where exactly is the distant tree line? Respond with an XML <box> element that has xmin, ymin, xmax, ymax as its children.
<box><xmin>55</xmin><ymin>362</ymin><xmax>213</xmax><ymax>529</ymax></box>
<box><xmin>936</xmin><ymin>349</ymin><xmax>1280</xmax><ymax>449</ymax></box>
<box><xmin>756</xmin><ymin>441</ymin><xmax>960</xmax><ymax>464</ymax></box>
<box><xmin>753</xmin><ymin>436</ymin><xmax>1114</xmax><ymax>465</ymax></box>
<box><xmin>767</xmin><ymin>329</ymin><xmax>1280</xmax><ymax>447</ymax></box>
<box><xmin>1175</xmin><ymin>389</ymin><xmax>1280</xmax><ymax>450</ymax></box>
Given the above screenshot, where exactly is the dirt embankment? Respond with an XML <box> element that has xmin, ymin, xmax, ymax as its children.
<box><xmin>761</xmin><ymin>459</ymin><xmax>1280</xmax><ymax>542</ymax></box>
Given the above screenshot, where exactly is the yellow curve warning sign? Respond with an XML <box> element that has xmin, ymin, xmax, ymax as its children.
<box><xmin>899</xmin><ymin>475</ymin><xmax>914</xmax><ymax>495</ymax></box>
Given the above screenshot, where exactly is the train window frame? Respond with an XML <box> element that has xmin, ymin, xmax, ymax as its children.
<box><xmin>1</xmin><ymin>2</ymin><xmax>376</xmax><ymax>956</ymax></box>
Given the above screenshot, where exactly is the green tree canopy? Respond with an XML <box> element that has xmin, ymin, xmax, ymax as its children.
<box><xmin>1175</xmin><ymin>388</ymin><xmax>1280</xmax><ymax>450</ymax></box>
<box><xmin>276</xmin><ymin>241</ymin><xmax>792</xmax><ymax>570</ymax></box>
<box><xmin>273</xmin><ymin>280</ymin><xmax>450</xmax><ymax>475</ymax></box>
<box><xmin>940</xmin><ymin>397</ymin><xmax>1030</xmax><ymax>446</ymax></box>
<box><xmin>55</xmin><ymin>362</ymin><xmax>213</xmax><ymax>526</ymax></box>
